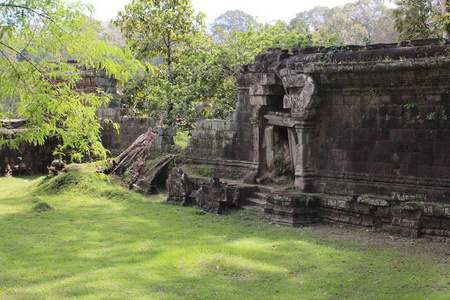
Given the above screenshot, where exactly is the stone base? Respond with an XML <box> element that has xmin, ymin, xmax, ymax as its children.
<box><xmin>265</xmin><ymin>193</ymin><xmax>320</xmax><ymax>227</ymax></box>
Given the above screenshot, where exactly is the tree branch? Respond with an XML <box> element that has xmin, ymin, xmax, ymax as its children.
<box><xmin>0</xmin><ymin>3</ymin><xmax>52</xmax><ymax>21</ymax></box>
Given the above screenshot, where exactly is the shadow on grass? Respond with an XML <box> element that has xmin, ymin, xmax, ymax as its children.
<box><xmin>0</xmin><ymin>176</ymin><xmax>449</xmax><ymax>299</ymax></box>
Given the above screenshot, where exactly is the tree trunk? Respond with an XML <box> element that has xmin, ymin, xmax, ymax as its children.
<box><xmin>442</xmin><ymin>0</ymin><xmax>449</xmax><ymax>40</ymax></box>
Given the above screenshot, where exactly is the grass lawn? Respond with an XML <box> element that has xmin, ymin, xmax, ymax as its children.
<box><xmin>0</xmin><ymin>164</ymin><xmax>449</xmax><ymax>299</ymax></box>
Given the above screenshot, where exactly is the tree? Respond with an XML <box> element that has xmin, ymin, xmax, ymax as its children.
<box><xmin>0</xmin><ymin>0</ymin><xmax>141</xmax><ymax>161</ymax></box>
<box><xmin>99</xmin><ymin>21</ymin><xmax>127</xmax><ymax>48</ymax></box>
<box><xmin>442</xmin><ymin>0</ymin><xmax>450</xmax><ymax>38</ymax></box>
<box><xmin>209</xmin><ymin>10</ymin><xmax>257</xmax><ymax>42</ymax></box>
<box><xmin>290</xmin><ymin>6</ymin><xmax>329</xmax><ymax>30</ymax></box>
<box><xmin>114</xmin><ymin>0</ymin><xmax>205</xmax><ymax>65</ymax></box>
<box><xmin>392</xmin><ymin>0</ymin><xmax>450</xmax><ymax>40</ymax></box>
<box><xmin>291</xmin><ymin>0</ymin><xmax>398</xmax><ymax>44</ymax></box>
<box><xmin>114</xmin><ymin>0</ymin><xmax>205</xmax><ymax>126</ymax></box>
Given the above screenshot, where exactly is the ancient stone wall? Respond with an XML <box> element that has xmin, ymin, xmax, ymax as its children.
<box><xmin>240</xmin><ymin>39</ymin><xmax>450</xmax><ymax>204</ymax></box>
<box><xmin>314</xmin><ymin>59</ymin><xmax>450</xmax><ymax>202</ymax></box>
<box><xmin>1</xmin><ymin>65</ymin><xmax>133</xmax><ymax>176</ymax></box>
<box><xmin>185</xmin><ymin>73</ymin><xmax>254</xmax><ymax>180</ymax></box>
<box><xmin>98</xmin><ymin>108</ymin><xmax>175</xmax><ymax>156</ymax></box>
<box><xmin>73</xmin><ymin>61</ymin><xmax>121</xmax><ymax>108</ymax></box>
<box><xmin>0</xmin><ymin>120</ymin><xmax>59</xmax><ymax>176</ymax></box>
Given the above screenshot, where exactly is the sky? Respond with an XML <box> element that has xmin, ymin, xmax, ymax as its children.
<box><xmin>80</xmin><ymin>0</ymin><xmax>396</xmax><ymax>25</ymax></box>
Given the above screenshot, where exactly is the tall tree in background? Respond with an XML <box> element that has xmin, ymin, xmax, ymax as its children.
<box><xmin>291</xmin><ymin>0</ymin><xmax>397</xmax><ymax>44</ymax></box>
<box><xmin>0</xmin><ymin>0</ymin><xmax>140</xmax><ymax>161</ymax></box>
<box><xmin>114</xmin><ymin>0</ymin><xmax>205</xmax><ymax>126</ymax></box>
<box><xmin>290</xmin><ymin>6</ymin><xmax>329</xmax><ymax>30</ymax></box>
<box><xmin>209</xmin><ymin>10</ymin><xmax>257</xmax><ymax>41</ymax></box>
<box><xmin>114</xmin><ymin>0</ymin><xmax>204</xmax><ymax>65</ymax></box>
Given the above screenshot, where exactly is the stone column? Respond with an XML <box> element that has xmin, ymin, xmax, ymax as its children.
<box><xmin>243</xmin><ymin>106</ymin><xmax>266</xmax><ymax>183</ymax></box>
<box><xmin>264</xmin><ymin>125</ymin><xmax>274</xmax><ymax>171</ymax></box>
<box><xmin>294</xmin><ymin>121</ymin><xmax>317</xmax><ymax>192</ymax></box>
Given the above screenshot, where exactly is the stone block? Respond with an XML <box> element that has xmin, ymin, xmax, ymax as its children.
<box><xmin>320</xmin><ymin>208</ymin><xmax>340</xmax><ymax>222</ymax></box>
<box><xmin>321</xmin><ymin>198</ymin><xmax>337</xmax><ymax>208</ymax></box>
<box><xmin>357</xmin><ymin>196</ymin><xmax>390</xmax><ymax>207</ymax></box>
<box><xmin>421</xmin><ymin>217</ymin><xmax>442</xmax><ymax>229</ymax></box>
<box><xmin>444</xmin><ymin>206</ymin><xmax>450</xmax><ymax>217</ymax></box>
<box><xmin>361</xmin><ymin>215</ymin><xmax>374</xmax><ymax>227</ymax></box>
<box><xmin>250</xmin><ymin>95</ymin><xmax>279</xmax><ymax>106</ymax></box>
<box><xmin>336</xmin><ymin>199</ymin><xmax>350</xmax><ymax>209</ymax></box>
<box><xmin>249</xmin><ymin>84</ymin><xmax>284</xmax><ymax>96</ymax></box>
<box><xmin>259</xmin><ymin>73</ymin><xmax>277</xmax><ymax>85</ymax></box>
<box><xmin>400</xmin><ymin>219</ymin><xmax>420</xmax><ymax>229</ymax></box>
<box><xmin>282</xmin><ymin>74</ymin><xmax>307</xmax><ymax>88</ymax></box>
<box><xmin>353</xmin><ymin>203</ymin><xmax>371</xmax><ymax>214</ymax></box>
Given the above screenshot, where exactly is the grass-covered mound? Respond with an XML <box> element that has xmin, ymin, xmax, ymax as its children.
<box><xmin>0</xmin><ymin>164</ymin><xmax>449</xmax><ymax>299</ymax></box>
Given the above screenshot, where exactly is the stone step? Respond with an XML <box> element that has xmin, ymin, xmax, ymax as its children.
<box><xmin>252</xmin><ymin>192</ymin><xmax>269</xmax><ymax>199</ymax></box>
<box><xmin>241</xmin><ymin>196</ymin><xmax>267</xmax><ymax>210</ymax></box>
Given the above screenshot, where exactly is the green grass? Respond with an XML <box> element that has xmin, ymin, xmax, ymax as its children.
<box><xmin>0</xmin><ymin>165</ymin><xmax>449</xmax><ymax>299</ymax></box>
<box><xmin>174</xmin><ymin>131</ymin><xmax>189</xmax><ymax>150</ymax></box>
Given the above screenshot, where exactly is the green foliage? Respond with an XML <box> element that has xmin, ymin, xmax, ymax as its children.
<box><xmin>209</xmin><ymin>10</ymin><xmax>257</xmax><ymax>42</ymax></box>
<box><xmin>120</xmin><ymin>15</ymin><xmax>337</xmax><ymax>129</ymax></box>
<box><xmin>114</xmin><ymin>0</ymin><xmax>205</xmax><ymax>64</ymax></box>
<box><xmin>291</xmin><ymin>0</ymin><xmax>398</xmax><ymax>45</ymax></box>
<box><xmin>33</xmin><ymin>202</ymin><xmax>53</xmax><ymax>212</ymax></box>
<box><xmin>393</xmin><ymin>0</ymin><xmax>444</xmax><ymax>40</ymax></box>
<box><xmin>0</xmin><ymin>0</ymin><xmax>142</xmax><ymax>161</ymax></box>
<box><xmin>195</xmin><ymin>163</ymin><xmax>214</xmax><ymax>177</ymax></box>
<box><xmin>115</xmin><ymin>0</ymin><xmax>207</xmax><ymax>128</ymax></box>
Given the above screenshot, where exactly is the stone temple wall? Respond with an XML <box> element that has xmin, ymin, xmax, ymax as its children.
<box><xmin>185</xmin><ymin>73</ymin><xmax>254</xmax><ymax>180</ymax></box>
<box><xmin>239</xmin><ymin>39</ymin><xmax>450</xmax><ymax>204</ymax></box>
<box><xmin>0</xmin><ymin>63</ymin><xmax>120</xmax><ymax>176</ymax></box>
<box><xmin>72</xmin><ymin>61</ymin><xmax>121</xmax><ymax>108</ymax></box>
<box><xmin>98</xmin><ymin>108</ymin><xmax>175</xmax><ymax>157</ymax></box>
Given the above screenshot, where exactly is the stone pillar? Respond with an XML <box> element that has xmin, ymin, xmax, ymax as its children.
<box><xmin>287</xmin><ymin>128</ymin><xmax>298</xmax><ymax>173</ymax></box>
<box><xmin>264</xmin><ymin>125</ymin><xmax>274</xmax><ymax>171</ymax></box>
<box><xmin>294</xmin><ymin>121</ymin><xmax>317</xmax><ymax>192</ymax></box>
<box><xmin>243</xmin><ymin>107</ymin><xmax>265</xmax><ymax>183</ymax></box>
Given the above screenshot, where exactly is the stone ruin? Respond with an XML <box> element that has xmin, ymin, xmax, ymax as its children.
<box><xmin>0</xmin><ymin>61</ymin><xmax>121</xmax><ymax>176</ymax></box>
<box><xmin>179</xmin><ymin>39</ymin><xmax>450</xmax><ymax>241</ymax></box>
<box><xmin>1</xmin><ymin>41</ymin><xmax>449</xmax><ymax>241</ymax></box>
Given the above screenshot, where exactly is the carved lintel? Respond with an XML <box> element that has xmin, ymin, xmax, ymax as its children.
<box><xmin>264</xmin><ymin>114</ymin><xmax>296</xmax><ymax>127</ymax></box>
<box><xmin>249</xmin><ymin>84</ymin><xmax>284</xmax><ymax>96</ymax></box>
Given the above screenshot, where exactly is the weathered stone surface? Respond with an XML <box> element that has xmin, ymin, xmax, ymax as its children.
<box><xmin>166</xmin><ymin>169</ymin><xmax>194</xmax><ymax>206</ymax></box>
<box><xmin>1</xmin><ymin>123</ymin><xmax>59</xmax><ymax>176</ymax></box>
<box><xmin>265</xmin><ymin>193</ymin><xmax>320</xmax><ymax>226</ymax></box>
<box><xmin>357</xmin><ymin>196</ymin><xmax>391</xmax><ymax>207</ymax></box>
<box><xmin>195</xmin><ymin>178</ymin><xmax>239</xmax><ymax>214</ymax></box>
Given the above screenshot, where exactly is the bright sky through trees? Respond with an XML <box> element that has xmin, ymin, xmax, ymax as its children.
<box><xmin>81</xmin><ymin>0</ymin><xmax>396</xmax><ymax>24</ymax></box>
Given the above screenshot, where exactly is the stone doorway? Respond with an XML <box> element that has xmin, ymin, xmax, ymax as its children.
<box><xmin>259</xmin><ymin>125</ymin><xmax>296</xmax><ymax>184</ymax></box>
